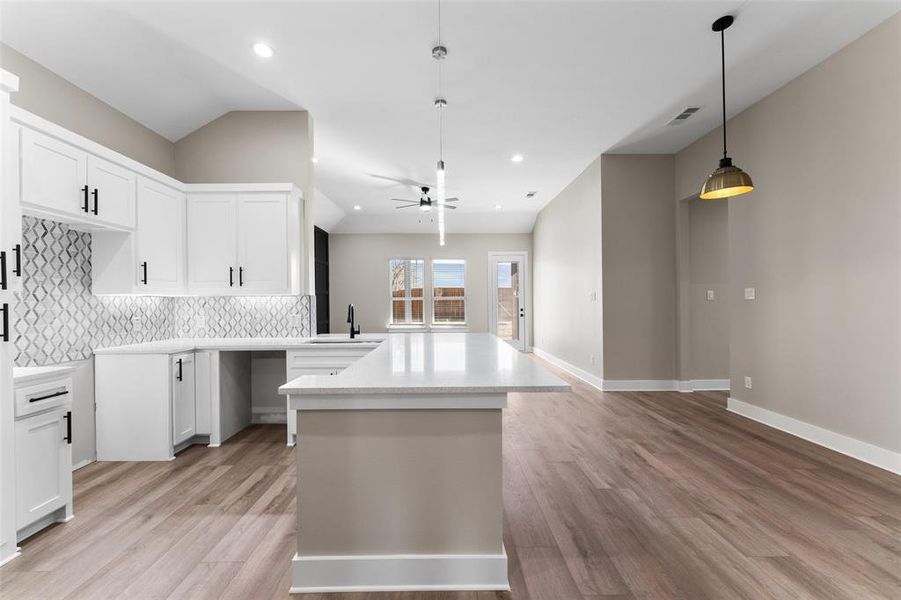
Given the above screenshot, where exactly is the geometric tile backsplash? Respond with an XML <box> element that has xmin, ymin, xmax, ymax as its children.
<box><xmin>14</xmin><ymin>217</ymin><xmax>314</xmax><ymax>366</ymax></box>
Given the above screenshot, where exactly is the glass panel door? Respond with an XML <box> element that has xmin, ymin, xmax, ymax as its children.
<box><xmin>490</xmin><ymin>253</ymin><xmax>527</xmax><ymax>351</ymax></box>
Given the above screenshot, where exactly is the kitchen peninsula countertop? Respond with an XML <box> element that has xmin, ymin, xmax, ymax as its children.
<box><xmin>92</xmin><ymin>333</ymin><xmax>386</xmax><ymax>355</ymax></box>
<box><xmin>279</xmin><ymin>332</ymin><xmax>570</xmax><ymax>405</ymax></box>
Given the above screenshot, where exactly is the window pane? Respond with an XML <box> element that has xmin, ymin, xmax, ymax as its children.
<box><xmin>434</xmin><ymin>299</ymin><xmax>465</xmax><ymax>323</ymax></box>
<box><xmin>390</xmin><ymin>259</ymin><xmax>425</xmax><ymax>324</ymax></box>
<box><xmin>411</xmin><ymin>299</ymin><xmax>424</xmax><ymax>323</ymax></box>
<box><xmin>431</xmin><ymin>259</ymin><xmax>465</xmax><ymax>323</ymax></box>
<box><xmin>391</xmin><ymin>299</ymin><xmax>407</xmax><ymax>323</ymax></box>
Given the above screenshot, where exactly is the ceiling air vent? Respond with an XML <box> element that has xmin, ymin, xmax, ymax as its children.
<box><xmin>667</xmin><ymin>106</ymin><xmax>702</xmax><ymax>126</ymax></box>
<box><xmin>525</xmin><ymin>191</ymin><xmax>537</xmax><ymax>199</ymax></box>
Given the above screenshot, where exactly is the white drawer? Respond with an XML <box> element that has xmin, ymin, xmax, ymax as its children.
<box><xmin>15</xmin><ymin>378</ymin><xmax>73</xmax><ymax>419</ymax></box>
<box><xmin>286</xmin><ymin>366</ymin><xmax>344</xmax><ymax>381</ymax></box>
<box><xmin>287</xmin><ymin>347</ymin><xmax>374</xmax><ymax>370</ymax></box>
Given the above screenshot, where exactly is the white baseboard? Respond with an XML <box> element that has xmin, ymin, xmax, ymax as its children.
<box><xmin>603</xmin><ymin>379</ymin><xmax>679</xmax><ymax>391</ymax></box>
<box><xmin>0</xmin><ymin>549</ymin><xmax>21</xmax><ymax>568</ymax></box>
<box><xmin>727</xmin><ymin>397</ymin><xmax>901</xmax><ymax>475</ymax></box>
<box><xmin>679</xmin><ymin>379</ymin><xmax>731</xmax><ymax>392</ymax></box>
<box><xmin>252</xmin><ymin>407</ymin><xmax>287</xmax><ymax>424</ymax></box>
<box><xmin>290</xmin><ymin>550</ymin><xmax>509</xmax><ymax>593</ymax></box>
<box><xmin>72</xmin><ymin>458</ymin><xmax>95</xmax><ymax>472</ymax></box>
<box><xmin>532</xmin><ymin>347</ymin><xmax>603</xmax><ymax>391</ymax></box>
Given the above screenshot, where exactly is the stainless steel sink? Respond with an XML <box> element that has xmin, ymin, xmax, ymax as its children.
<box><xmin>308</xmin><ymin>338</ymin><xmax>370</xmax><ymax>344</ymax></box>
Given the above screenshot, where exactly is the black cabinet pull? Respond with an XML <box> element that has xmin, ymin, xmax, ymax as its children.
<box><xmin>12</xmin><ymin>244</ymin><xmax>21</xmax><ymax>277</ymax></box>
<box><xmin>141</xmin><ymin>261</ymin><xmax>148</xmax><ymax>285</ymax></box>
<box><xmin>239</xmin><ymin>267</ymin><xmax>244</xmax><ymax>287</ymax></box>
<box><xmin>82</xmin><ymin>185</ymin><xmax>90</xmax><ymax>212</ymax></box>
<box><xmin>0</xmin><ymin>303</ymin><xmax>8</xmax><ymax>343</ymax></box>
<box><xmin>28</xmin><ymin>390</ymin><xmax>68</xmax><ymax>403</ymax></box>
<box><xmin>176</xmin><ymin>358</ymin><xmax>183</xmax><ymax>381</ymax></box>
<box><xmin>0</xmin><ymin>250</ymin><xmax>6</xmax><ymax>291</ymax></box>
<box><xmin>229</xmin><ymin>266</ymin><xmax>234</xmax><ymax>287</ymax></box>
<box><xmin>92</xmin><ymin>188</ymin><xmax>99</xmax><ymax>215</ymax></box>
<box><xmin>64</xmin><ymin>411</ymin><xmax>72</xmax><ymax>444</ymax></box>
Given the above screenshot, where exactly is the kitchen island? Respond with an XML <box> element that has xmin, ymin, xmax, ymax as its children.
<box><xmin>279</xmin><ymin>332</ymin><xmax>569</xmax><ymax>593</ymax></box>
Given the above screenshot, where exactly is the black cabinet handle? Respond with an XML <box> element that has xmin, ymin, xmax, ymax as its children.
<box><xmin>176</xmin><ymin>358</ymin><xmax>183</xmax><ymax>381</ymax></box>
<box><xmin>0</xmin><ymin>303</ymin><xmax>8</xmax><ymax>343</ymax></box>
<box><xmin>12</xmin><ymin>244</ymin><xmax>21</xmax><ymax>277</ymax></box>
<box><xmin>64</xmin><ymin>411</ymin><xmax>72</xmax><ymax>444</ymax></box>
<box><xmin>29</xmin><ymin>390</ymin><xmax>68</xmax><ymax>403</ymax></box>
<box><xmin>239</xmin><ymin>267</ymin><xmax>244</xmax><ymax>287</ymax></box>
<box><xmin>82</xmin><ymin>185</ymin><xmax>90</xmax><ymax>212</ymax></box>
<box><xmin>92</xmin><ymin>188</ymin><xmax>99</xmax><ymax>215</ymax></box>
<box><xmin>0</xmin><ymin>250</ymin><xmax>6</xmax><ymax>291</ymax></box>
<box><xmin>141</xmin><ymin>261</ymin><xmax>148</xmax><ymax>285</ymax></box>
<box><xmin>229</xmin><ymin>266</ymin><xmax>234</xmax><ymax>287</ymax></box>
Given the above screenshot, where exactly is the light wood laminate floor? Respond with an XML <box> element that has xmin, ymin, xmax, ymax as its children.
<box><xmin>2</xmin><ymin>360</ymin><xmax>900</xmax><ymax>599</ymax></box>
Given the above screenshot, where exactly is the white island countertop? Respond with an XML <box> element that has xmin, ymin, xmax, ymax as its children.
<box><xmin>280</xmin><ymin>333</ymin><xmax>570</xmax><ymax>408</ymax></box>
<box><xmin>92</xmin><ymin>334</ymin><xmax>385</xmax><ymax>355</ymax></box>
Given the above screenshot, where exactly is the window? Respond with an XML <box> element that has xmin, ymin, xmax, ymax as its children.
<box><xmin>389</xmin><ymin>258</ymin><xmax>425</xmax><ymax>324</ymax></box>
<box><xmin>432</xmin><ymin>259</ymin><xmax>466</xmax><ymax>324</ymax></box>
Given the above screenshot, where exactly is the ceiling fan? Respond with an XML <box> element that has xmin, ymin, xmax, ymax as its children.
<box><xmin>392</xmin><ymin>186</ymin><xmax>458</xmax><ymax>212</ymax></box>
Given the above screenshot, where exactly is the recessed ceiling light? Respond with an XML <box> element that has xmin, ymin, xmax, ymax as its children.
<box><xmin>252</xmin><ymin>42</ymin><xmax>274</xmax><ymax>58</ymax></box>
<box><xmin>494</xmin><ymin>204</ymin><xmax>502</xmax><ymax>210</ymax></box>
<box><xmin>511</xmin><ymin>154</ymin><xmax>524</xmax><ymax>163</ymax></box>
<box><xmin>353</xmin><ymin>205</ymin><xmax>361</xmax><ymax>211</ymax></box>
<box><xmin>311</xmin><ymin>156</ymin><xmax>319</xmax><ymax>164</ymax></box>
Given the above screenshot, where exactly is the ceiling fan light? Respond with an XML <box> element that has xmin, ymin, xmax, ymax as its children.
<box><xmin>700</xmin><ymin>158</ymin><xmax>754</xmax><ymax>200</ymax></box>
<box><xmin>421</xmin><ymin>203</ymin><xmax>432</xmax><ymax>212</ymax></box>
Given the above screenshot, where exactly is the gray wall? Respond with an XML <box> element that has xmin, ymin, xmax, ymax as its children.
<box><xmin>600</xmin><ymin>154</ymin><xmax>676</xmax><ymax>381</ymax></box>
<box><xmin>328</xmin><ymin>233</ymin><xmax>532</xmax><ymax>338</ymax></box>
<box><xmin>532</xmin><ymin>157</ymin><xmax>603</xmax><ymax>377</ymax></box>
<box><xmin>0</xmin><ymin>43</ymin><xmax>176</xmax><ymax>176</ymax></box>
<box><xmin>675</xmin><ymin>14</ymin><xmax>900</xmax><ymax>452</ymax></box>
<box><xmin>687</xmin><ymin>199</ymin><xmax>729</xmax><ymax>380</ymax></box>
<box><xmin>174</xmin><ymin>110</ymin><xmax>316</xmax><ymax>293</ymax></box>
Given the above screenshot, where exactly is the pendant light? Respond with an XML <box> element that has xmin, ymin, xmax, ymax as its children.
<box><xmin>700</xmin><ymin>15</ymin><xmax>754</xmax><ymax>200</ymax></box>
<box><xmin>434</xmin><ymin>0</ymin><xmax>448</xmax><ymax>245</ymax></box>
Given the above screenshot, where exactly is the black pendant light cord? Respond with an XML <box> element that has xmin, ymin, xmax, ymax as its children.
<box><xmin>720</xmin><ymin>28</ymin><xmax>727</xmax><ymax>160</ymax></box>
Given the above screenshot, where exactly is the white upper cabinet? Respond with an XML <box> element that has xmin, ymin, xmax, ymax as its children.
<box><xmin>20</xmin><ymin>127</ymin><xmax>88</xmax><ymax>218</ymax></box>
<box><xmin>237</xmin><ymin>193</ymin><xmax>289</xmax><ymax>293</ymax></box>
<box><xmin>19</xmin><ymin>126</ymin><xmax>136</xmax><ymax>231</ymax></box>
<box><xmin>187</xmin><ymin>185</ymin><xmax>302</xmax><ymax>296</ymax></box>
<box><xmin>86</xmin><ymin>155</ymin><xmax>136</xmax><ymax>229</ymax></box>
<box><xmin>135</xmin><ymin>178</ymin><xmax>185</xmax><ymax>292</ymax></box>
<box><xmin>187</xmin><ymin>193</ymin><xmax>238</xmax><ymax>293</ymax></box>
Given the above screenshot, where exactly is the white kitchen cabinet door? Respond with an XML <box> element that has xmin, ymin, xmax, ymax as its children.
<box><xmin>87</xmin><ymin>155</ymin><xmax>136</xmax><ymax>230</ymax></box>
<box><xmin>187</xmin><ymin>193</ymin><xmax>237</xmax><ymax>293</ymax></box>
<box><xmin>20</xmin><ymin>127</ymin><xmax>88</xmax><ymax>218</ymax></box>
<box><xmin>236</xmin><ymin>193</ymin><xmax>289</xmax><ymax>293</ymax></box>
<box><xmin>172</xmin><ymin>353</ymin><xmax>196</xmax><ymax>447</ymax></box>
<box><xmin>15</xmin><ymin>409</ymin><xmax>70</xmax><ymax>529</ymax></box>
<box><xmin>136</xmin><ymin>178</ymin><xmax>185</xmax><ymax>292</ymax></box>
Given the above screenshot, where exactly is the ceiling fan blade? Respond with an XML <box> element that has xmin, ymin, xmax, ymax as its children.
<box><xmin>368</xmin><ymin>173</ymin><xmax>435</xmax><ymax>189</ymax></box>
<box><xmin>394</xmin><ymin>204</ymin><xmax>419</xmax><ymax>209</ymax></box>
<box><xmin>440</xmin><ymin>204</ymin><xmax>457</xmax><ymax>210</ymax></box>
<box><xmin>390</xmin><ymin>198</ymin><xmax>417</xmax><ymax>202</ymax></box>
<box><xmin>443</xmin><ymin>197</ymin><xmax>460</xmax><ymax>203</ymax></box>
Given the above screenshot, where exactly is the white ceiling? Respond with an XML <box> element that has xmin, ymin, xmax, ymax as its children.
<box><xmin>2</xmin><ymin>1</ymin><xmax>898</xmax><ymax>234</ymax></box>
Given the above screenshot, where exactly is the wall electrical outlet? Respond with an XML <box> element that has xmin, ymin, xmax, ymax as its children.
<box><xmin>706</xmin><ymin>289</ymin><xmax>715</xmax><ymax>301</ymax></box>
<box><xmin>744</xmin><ymin>376</ymin><xmax>753</xmax><ymax>389</ymax></box>
<box><xmin>288</xmin><ymin>313</ymin><xmax>302</xmax><ymax>329</ymax></box>
<box><xmin>744</xmin><ymin>287</ymin><xmax>756</xmax><ymax>300</ymax></box>
<box><xmin>130</xmin><ymin>316</ymin><xmax>143</xmax><ymax>333</ymax></box>
<box><xmin>589</xmin><ymin>291</ymin><xmax>598</xmax><ymax>302</ymax></box>
<box><xmin>589</xmin><ymin>354</ymin><xmax>596</xmax><ymax>365</ymax></box>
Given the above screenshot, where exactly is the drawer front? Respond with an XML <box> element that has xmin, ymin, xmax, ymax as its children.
<box><xmin>286</xmin><ymin>347</ymin><xmax>374</xmax><ymax>369</ymax></box>
<box><xmin>15</xmin><ymin>378</ymin><xmax>73</xmax><ymax>419</ymax></box>
<box><xmin>286</xmin><ymin>365</ymin><xmax>345</xmax><ymax>381</ymax></box>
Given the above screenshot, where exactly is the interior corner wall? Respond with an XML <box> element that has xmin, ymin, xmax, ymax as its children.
<box><xmin>174</xmin><ymin>110</ymin><xmax>316</xmax><ymax>294</ymax></box>
<box><xmin>600</xmin><ymin>154</ymin><xmax>677</xmax><ymax>382</ymax></box>
<box><xmin>532</xmin><ymin>157</ymin><xmax>603</xmax><ymax>378</ymax></box>
<box><xmin>674</xmin><ymin>14</ymin><xmax>901</xmax><ymax>453</ymax></box>
<box><xmin>0</xmin><ymin>43</ymin><xmax>176</xmax><ymax>176</ymax></box>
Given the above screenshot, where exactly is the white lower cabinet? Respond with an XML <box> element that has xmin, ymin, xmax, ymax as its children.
<box><xmin>96</xmin><ymin>352</ymin><xmax>203</xmax><ymax>461</ymax></box>
<box><xmin>15</xmin><ymin>409</ymin><xmax>71</xmax><ymax>532</ymax></box>
<box><xmin>172</xmin><ymin>352</ymin><xmax>196</xmax><ymax>446</ymax></box>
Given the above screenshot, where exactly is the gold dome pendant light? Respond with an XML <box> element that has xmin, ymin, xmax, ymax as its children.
<box><xmin>700</xmin><ymin>15</ymin><xmax>754</xmax><ymax>200</ymax></box>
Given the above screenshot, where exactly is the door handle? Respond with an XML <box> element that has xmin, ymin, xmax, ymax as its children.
<box><xmin>239</xmin><ymin>266</ymin><xmax>244</xmax><ymax>287</ymax></box>
<box><xmin>177</xmin><ymin>358</ymin><xmax>183</xmax><ymax>382</ymax></box>
<box><xmin>12</xmin><ymin>244</ymin><xmax>21</xmax><ymax>277</ymax></box>
<box><xmin>0</xmin><ymin>303</ymin><xmax>8</xmax><ymax>343</ymax></box>
<box><xmin>82</xmin><ymin>185</ymin><xmax>90</xmax><ymax>212</ymax></box>
<box><xmin>92</xmin><ymin>188</ymin><xmax>99</xmax><ymax>215</ymax></box>
<box><xmin>64</xmin><ymin>411</ymin><xmax>72</xmax><ymax>444</ymax></box>
<box><xmin>0</xmin><ymin>250</ymin><xmax>6</xmax><ymax>291</ymax></box>
<box><xmin>229</xmin><ymin>266</ymin><xmax>235</xmax><ymax>287</ymax></box>
<box><xmin>140</xmin><ymin>261</ymin><xmax>148</xmax><ymax>285</ymax></box>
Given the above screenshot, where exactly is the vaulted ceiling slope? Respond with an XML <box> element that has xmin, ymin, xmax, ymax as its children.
<box><xmin>2</xmin><ymin>1</ymin><xmax>897</xmax><ymax>233</ymax></box>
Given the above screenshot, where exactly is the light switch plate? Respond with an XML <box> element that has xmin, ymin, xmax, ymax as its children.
<box><xmin>706</xmin><ymin>289</ymin><xmax>715</xmax><ymax>301</ymax></box>
<box><xmin>744</xmin><ymin>376</ymin><xmax>753</xmax><ymax>389</ymax></box>
<box><xmin>744</xmin><ymin>287</ymin><xmax>756</xmax><ymax>300</ymax></box>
